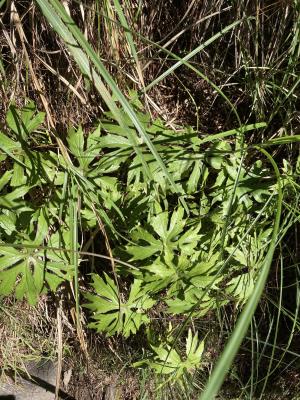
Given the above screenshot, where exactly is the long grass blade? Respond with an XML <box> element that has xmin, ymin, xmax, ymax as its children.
<box><xmin>69</xmin><ymin>177</ymin><xmax>80</xmax><ymax>334</ymax></box>
<box><xmin>112</xmin><ymin>0</ymin><xmax>145</xmax><ymax>88</ymax></box>
<box><xmin>197</xmin><ymin>122</ymin><xmax>267</xmax><ymax>145</ymax></box>
<box><xmin>36</xmin><ymin>0</ymin><xmax>187</xmax><ymax>210</ymax></box>
<box><xmin>144</xmin><ymin>20</ymin><xmax>243</xmax><ymax>92</ymax></box>
<box><xmin>199</xmin><ymin>148</ymin><xmax>283</xmax><ymax>400</ymax></box>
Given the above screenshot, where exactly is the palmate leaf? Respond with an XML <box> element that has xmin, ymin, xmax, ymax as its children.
<box><xmin>84</xmin><ymin>273</ymin><xmax>156</xmax><ymax>337</ymax></box>
<box><xmin>185</xmin><ymin>329</ymin><xmax>205</xmax><ymax>369</ymax></box>
<box><xmin>0</xmin><ymin>119</ymin><xmax>63</xmax><ymax>188</ymax></box>
<box><xmin>6</xmin><ymin>101</ymin><xmax>45</xmax><ymax>140</ymax></box>
<box><xmin>166</xmin><ymin>284</ymin><xmax>226</xmax><ymax>317</ymax></box>
<box><xmin>225</xmin><ymin>229</ymin><xmax>272</xmax><ymax>305</ymax></box>
<box><xmin>126</xmin><ymin>207</ymin><xmax>201</xmax><ymax>261</ymax></box>
<box><xmin>226</xmin><ymin>272</ymin><xmax>255</xmax><ymax>306</ymax></box>
<box><xmin>99</xmin><ymin>108</ymin><xmax>203</xmax><ymax>196</ymax></box>
<box><xmin>0</xmin><ymin>185</ymin><xmax>31</xmax><ymax>209</ymax></box>
<box><xmin>127</xmin><ymin>228</ymin><xmax>162</xmax><ymax>261</ymax></box>
<box><xmin>142</xmin><ymin>255</ymin><xmax>183</xmax><ymax>292</ymax></box>
<box><xmin>0</xmin><ymin>131</ymin><xmax>25</xmax><ymax>168</ymax></box>
<box><xmin>126</xmin><ymin>146</ymin><xmax>202</xmax><ymax>196</ymax></box>
<box><xmin>1</xmin><ymin>104</ymin><xmax>43</xmax><ymax>190</ymax></box>
<box><xmin>67</xmin><ymin>124</ymin><xmax>109</xmax><ymax>172</ymax></box>
<box><xmin>210</xmin><ymin>155</ymin><xmax>273</xmax><ymax>213</ymax></box>
<box><xmin>0</xmin><ymin>212</ymin><xmax>16</xmax><ymax>235</ymax></box>
<box><xmin>0</xmin><ymin>210</ymin><xmax>74</xmax><ymax>305</ymax></box>
<box><xmin>67</xmin><ymin>126</ymin><xmax>85</xmax><ymax>162</ymax></box>
<box><xmin>133</xmin><ymin>329</ymin><xmax>204</xmax><ymax>380</ymax></box>
<box><xmin>66</xmin><ymin>124</ymin><xmax>125</xmax><ymax>205</ymax></box>
<box><xmin>0</xmin><ymin>244</ymin><xmax>73</xmax><ymax>305</ymax></box>
<box><xmin>141</xmin><ymin>252</ymin><xmax>221</xmax><ymax>297</ymax></box>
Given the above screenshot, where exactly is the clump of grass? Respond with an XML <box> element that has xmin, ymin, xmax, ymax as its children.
<box><xmin>0</xmin><ymin>1</ymin><xmax>299</xmax><ymax>400</ymax></box>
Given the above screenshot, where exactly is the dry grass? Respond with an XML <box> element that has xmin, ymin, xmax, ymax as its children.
<box><xmin>0</xmin><ymin>296</ymin><xmax>57</xmax><ymax>381</ymax></box>
<box><xmin>1</xmin><ymin>1</ymin><xmax>299</xmax><ymax>135</ymax></box>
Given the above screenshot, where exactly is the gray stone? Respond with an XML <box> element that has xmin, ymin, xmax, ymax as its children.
<box><xmin>0</xmin><ymin>359</ymin><xmax>57</xmax><ymax>400</ymax></box>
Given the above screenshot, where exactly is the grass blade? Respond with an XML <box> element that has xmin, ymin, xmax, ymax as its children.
<box><xmin>112</xmin><ymin>0</ymin><xmax>145</xmax><ymax>88</ymax></box>
<box><xmin>199</xmin><ymin>148</ymin><xmax>283</xmax><ymax>400</ymax></box>
<box><xmin>36</xmin><ymin>0</ymin><xmax>187</xmax><ymax>210</ymax></box>
<box><xmin>144</xmin><ymin>19</ymin><xmax>243</xmax><ymax>92</ymax></box>
<box><xmin>197</xmin><ymin>122</ymin><xmax>267</xmax><ymax>145</ymax></box>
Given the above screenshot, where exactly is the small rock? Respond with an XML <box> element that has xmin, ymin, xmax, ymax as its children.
<box><xmin>0</xmin><ymin>359</ymin><xmax>57</xmax><ymax>400</ymax></box>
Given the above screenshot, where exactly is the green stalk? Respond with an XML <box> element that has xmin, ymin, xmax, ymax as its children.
<box><xmin>69</xmin><ymin>177</ymin><xmax>80</xmax><ymax>335</ymax></box>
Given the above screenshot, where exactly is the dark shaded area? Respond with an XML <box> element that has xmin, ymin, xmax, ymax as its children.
<box><xmin>0</xmin><ymin>396</ymin><xmax>16</xmax><ymax>400</ymax></box>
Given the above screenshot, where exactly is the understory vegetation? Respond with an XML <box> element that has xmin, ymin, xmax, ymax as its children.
<box><xmin>0</xmin><ymin>1</ymin><xmax>299</xmax><ymax>399</ymax></box>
